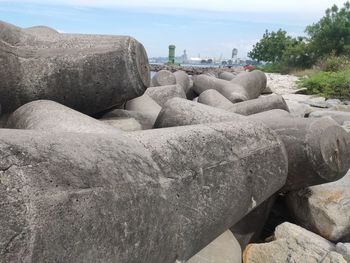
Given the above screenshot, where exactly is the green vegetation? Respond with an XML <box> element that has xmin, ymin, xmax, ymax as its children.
<box><xmin>299</xmin><ymin>69</ymin><xmax>350</xmax><ymax>99</ymax></box>
<box><xmin>249</xmin><ymin>1</ymin><xmax>350</xmax><ymax>99</ymax></box>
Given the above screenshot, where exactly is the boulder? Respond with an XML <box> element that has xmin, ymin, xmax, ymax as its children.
<box><xmin>218</xmin><ymin>71</ymin><xmax>236</xmax><ymax>81</ymax></box>
<box><xmin>6</xmin><ymin>100</ymin><xmax>121</xmax><ymax>134</ymax></box>
<box><xmin>287</xmin><ymin>170</ymin><xmax>350</xmax><ymax>242</ymax></box>
<box><xmin>174</xmin><ymin>70</ymin><xmax>196</xmax><ymax>99</ymax></box>
<box><xmin>0</xmin><ymin>20</ymin><xmax>150</xmax><ymax>115</ymax></box>
<box><xmin>0</xmin><ymin>118</ymin><xmax>287</xmax><ymax>262</ymax></box>
<box><xmin>336</xmin><ymin>243</ymin><xmax>350</xmax><ymax>262</ymax></box>
<box><xmin>230</xmin><ymin>70</ymin><xmax>267</xmax><ymax>100</ymax></box>
<box><xmin>243</xmin><ymin>222</ymin><xmax>346</xmax><ymax>263</ymax></box>
<box><xmin>100</xmin><ymin>117</ymin><xmax>143</xmax><ymax>131</ymax></box>
<box><xmin>151</xmin><ymin>70</ymin><xmax>176</xmax><ymax>87</ymax></box>
<box><xmin>102</xmin><ymin>109</ymin><xmax>155</xmax><ymax>130</ymax></box>
<box><xmin>198</xmin><ymin>89</ymin><xmax>238</xmax><ymax>110</ymax></box>
<box><xmin>145</xmin><ymin>84</ymin><xmax>186</xmax><ymax>107</ymax></box>
<box><xmin>186</xmin><ymin>230</ymin><xmax>242</xmax><ymax>263</ymax></box>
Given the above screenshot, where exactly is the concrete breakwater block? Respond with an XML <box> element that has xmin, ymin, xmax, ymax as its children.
<box><xmin>6</xmin><ymin>100</ymin><xmax>122</xmax><ymax>134</ymax></box>
<box><xmin>199</xmin><ymin>90</ymin><xmax>289</xmax><ymax>115</ymax></box>
<box><xmin>155</xmin><ymin>98</ymin><xmax>350</xmax><ymax>190</ymax></box>
<box><xmin>0</xmin><ymin>119</ymin><xmax>287</xmax><ymax>262</ymax></box>
<box><xmin>151</xmin><ymin>69</ymin><xmax>176</xmax><ymax>87</ymax></box>
<box><xmin>145</xmin><ymin>84</ymin><xmax>186</xmax><ymax>107</ymax></box>
<box><xmin>0</xmin><ymin>21</ymin><xmax>150</xmax><ymax>115</ymax></box>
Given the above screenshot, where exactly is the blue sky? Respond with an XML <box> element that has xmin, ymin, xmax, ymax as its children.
<box><xmin>0</xmin><ymin>0</ymin><xmax>347</xmax><ymax>58</ymax></box>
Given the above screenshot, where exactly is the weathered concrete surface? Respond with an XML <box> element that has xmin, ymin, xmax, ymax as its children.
<box><xmin>151</xmin><ymin>69</ymin><xmax>176</xmax><ymax>87</ymax></box>
<box><xmin>218</xmin><ymin>71</ymin><xmax>236</xmax><ymax>81</ymax></box>
<box><xmin>100</xmin><ymin>117</ymin><xmax>143</xmax><ymax>131</ymax></box>
<box><xmin>102</xmin><ymin>109</ymin><xmax>155</xmax><ymax>130</ymax></box>
<box><xmin>193</xmin><ymin>75</ymin><xmax>248</xmax><ymax>103</ymax></box>
<box><xmin>125</xmin><ymin>94</ymin><xmax>161</xmax><ymax>128</ymax></box>
<box><xmin>174</xmin><ymin>71</ymin><xmax>197</xmax><ymax>100</ymax></box>
<box><xmin>243</xmin><ymin>222</ymin><xmax>346</xmax><ymax>263</ymax></box>
<box><xmin>155</xmin><ymin>98</ymin><xmax>350</xmax><ymax>190</ymax></box>
<box><xmin>186</xmin><ymin>230</ymin><xmax>242</xmax><ymax>263</ymax></box>
<box><xmin>231</xmin><ymin>196</ymin><xmax>276</xmax><ymax>249</ymax></box>
<box><xmin>0</xmin><ymin>21</ymin><xmax>150</xmax><ymax>115</ymax></box>
<box><xmin>6</xmin><ymin>100</ymin><xmax>122</xmax><ymax>134</ymax></box>
<box><xmin>309</xmin><ymin>110</ymin><xmax>350</xmax><ymax>125</ymax></box>
<box><xmin>336</xmin><ymin>243</ymin><xmax>350</xmax><ymax>262</ymax></box>
<box><xmin>0</xmin><ymin>119</ymin><xmax>287</xmax><ymax>262</ymax></box>
<box><xmin>287</xmin><ymin>170</ymin><xmax>350</xmax><ymax>242</ymax></box>
<box><xmin>145</xmin><ymin>84</ymin><xmax>186</xmax><ymax>107</ymax></box>
<box><xmin>199</xmin><ymin>91</ymin><xmax>289</xmax><ymax>115</ymax></box>
<box><xmin>230</xmin><ymin>70</ymin><xmax>267</xmax><ymax>100</ymax></box>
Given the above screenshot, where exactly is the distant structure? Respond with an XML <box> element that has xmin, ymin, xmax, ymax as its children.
<box><xmin>168</xmin><ymin>44</ymin><xmax>176</xmax><ymax>64</ymax></box>
<box><xmin>182</xmin><ymin>49</ymin><xmax>188</xmax><ymax>64</ymax></box>
<box><xmin>232</xmin><ymin>48</ymin><xmax>238</xmax><ymax>64</ymax></box>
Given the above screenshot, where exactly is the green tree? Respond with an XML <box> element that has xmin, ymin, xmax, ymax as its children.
<box><xmin>248</xmin><ymin>29</ymin><xmax>294</xmax><ymax>63</ymax></box>
<box><xmin>306</xmin><ymin>2</ymin><xmax>350</xmax><ymax>57</ymax></box>
<box><xmin>281</xmin><ymin>38</ymin><xmax>315</xmax><ymax>69</ymax></box>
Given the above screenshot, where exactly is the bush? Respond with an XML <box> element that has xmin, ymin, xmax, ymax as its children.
<box><xmin>299</xmin><ymin>68</ymin><xmax>350</xmax><ymax>99</ymax></box>
<box><xmin>257</xmin><ymin>63</ymin><xmax>282</xmax><ymax>73</ymax></box>
<box><xmin>317</xmin><ymin>54</ymin><xmax>350</xmax><ymax>72</ymax></box>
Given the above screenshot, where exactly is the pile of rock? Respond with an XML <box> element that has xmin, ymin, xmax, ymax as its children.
<box><xmin>0</xmin><ymin>21</ymin><xmax>350</xmax><ymax>263</ymax></box>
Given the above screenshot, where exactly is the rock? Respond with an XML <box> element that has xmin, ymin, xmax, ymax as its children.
<box><xmin>261</xmin><ymin>86</ymin><xmax>273</xmax><ymax>94</ymax></box>
<box><xmin>155</xmin><ymin>98</ymin><xmax>350</xmax><ymax>190</ymax></box>
<box><xmin>0</xmin><ymin>20</ymin><xmax>150</xmax><ymax>115</ymax></box>
<box><xmin>186</xmin><ymin>230</ymin><xmax>242</xmax><ymax>263</ymax></box>
<box><xmin>309</xmin><ymin>110</ymin><xmax>350</xmax><ymax>125</ymax></box>
<box><xmin>151</xmin><ymin>69</ymin><xmax>176</xmax><ymax>86</ymax></box>
<box><xmin>230</xmin><ymin>70</ymin><xmax>267</xmax><ymax>100</ymax></box>
<box><xmin>125</xmin><ymin>94</ymin><xmax>162</xmax><ymax>128</ymax></box>
<box><xmin>342</xmin><ymin>121</ymin><xmax>350</xmax><ymax>132</ymax></box>
<box><xmin>145</xmin><ymin>84</ymin><xmax>186</xmax><ymax>107</ymax></box>
<box><xmin>331</xmin><ymin>105</ymin><xmax>350</xmax><ymax>112</ymax></box>
<box><xmin>292</xmin><ymin>88</ymin><xmax>308</xmax><ymax>94</ymax></box>
<box><xmin>287</xmin><ymin>170</ymin><xmax>350</xmax><ymax>242</ymax></box>
<box><xmin>243</xmin><ymin>222</ymin><xmax>346</xmax><ymax>263</ymax></box>
<box><xmin>174</xmin><ymin>70</ymin><xmax>196</xmax><ymax>99</ymax></box>
<box><xmin>0</xmin><ymin>119</ymin><xmax>288</xmax><ymax>262</ymax></box>
<box><xmin>6</xmin><ymin>100</ymin><xmax>122</xmax><ymax>134</ymax></box>
<box><xmin>326</xmin><ymin>99</ymin><xmax>342</xmax><ymax>107</ymax></box>
<box><xmin>336</xmin><ymin>243</ymin><xmax>350</xmax><ymax>262</ymax></box>
<box><xmin>102</xmin><ymin>109</ymin><xmax>155</xmax><ymax>130</ymax></box>
<box><xmin>100</xmin><ymin>117</ymin><xmax>143</xmax><ymax>131</ymax></box>
<box><xmin>266</xmin><ymin>73</ymin><xmax>299</xmax><ymax>94</ymax></box>
<box><xmin>198</xmin><ymin>89</ymin><xmax>235</xmax><ymax>110</ymax></box>
<box><xmin>284</xmin><ymin>100</ymin><xmax>313</xmax><ymax>117</ymax></box>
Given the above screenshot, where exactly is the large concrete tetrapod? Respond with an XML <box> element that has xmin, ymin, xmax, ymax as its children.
<box><xmin>0</xmin><ymin>120</ymin><xmax>287</xmax><ymax>262</ymax></box>
<box><xmin>230</xmin><ymin>70</ymin><xmax>267</xmax><ymax>100</ymax></box>
<box><xmin>199</xmin><ymin>90</ymin><xmax>289</xmax><ymax>115</ymax></box>
<box><xmin>6</xmin><ymin>100</ymin><xmax>122</xmax><ymax>134</ymax></box>
<box><xmin>155</xmin><ymin>98</ymin><xmax>350</xmax><ymax>190</ymax></box>
<box><xmin>0</xmin><ymin>20</ymin><xmax>150</xmax><ymax>115</ymax></box>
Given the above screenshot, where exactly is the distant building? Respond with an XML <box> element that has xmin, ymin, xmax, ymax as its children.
<box><xmin>168</xmin><ymin>45</ymin><xmax>176</xmax><ymax>64</ymax></box>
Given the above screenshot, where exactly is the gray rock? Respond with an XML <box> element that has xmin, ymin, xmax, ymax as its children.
<box><xmin>100</xmin><ymin>117</ymin><xmax>143</xmax><ymax>131</ymax></box>
<box><xmin>336</xmin><ymin>243</ymin><xmax>350</xmax><ymax>262</ymax></box>
<box><xmin>309</xmin><ymin>110</ymin><xmax>350</xmax><ymax>125</ymax></box>
<box><xmin>230</xmin><ymin>70</ymin><xmax>267</xmax><ymax>100</ymax></box>
<box><xmin>0</xmin><ymin>20</ymin><xmax>150</xmax><ymax>115</ymax></box>
<box><xmin>331</xmin><ymin>105</ymin><xmax>350</xmax><ymax>112</ymax></box>
<box><xmin>125</xmin><ymin>94</ymin><xmax>162</xmax><ymax>128</ymax></box>
<box><xmin>6</xmin><ymin>100</ymin><xmax>122</xmax><ymax>134</ymax></box>
<box><xmin>156</xmin><ymin>98</ymin><xmax>350</xmax><ymax>190</ymax></box>
<box><xmin>174</xmin><ymin>70</ymin><xmax>196</xmax><ymax>99</ymax></box>
<box><xmin>198</xmin><ymin>89</ymin><xmax>235</xmax><ymax>110</ymax></box>
<box><xmin>243</xmin><ymin>222</ymin><xmax>346</xmax><ymax>263</ymax></box>
<box><xmin>287</xmin><ymin>170</ymin><xmax>350</xmax><ymax>242</ymax></box>
<box><xmin>186</xmin><ymin>230</ymin><xmax>242</xmax><ymax>263</ymax></box>
<box><xmin>151</xmin><ymin>69</ymin><xmax>176</xmax><ymax>86</ymax></box>
<box><xmin>145</xmin><ymin>84</ymin><xmax>186</xmax><ymax>107</ymax></box>
<box><xmin>218</xmin><ymin>71</ymin><xmax>236</xmax><ymax>81</ymax></box>
<box><xmin>326</xmin><ymin>99</ymin><xmax>342</xmax><ymax>107</ymax></box>
<box><xmin>0</xmin><ymin>118</ymin><xmax>287</xmax><ymax>262</ymax></box>
<box><xmin>285</xmin><ymin>100</ymin><xmax>313</xmax><ymax>117</ymax></box>
<box><xmin>102</xmin><ymin>109</ymin><xmax>155</xmax><ymax>130</ymax></box>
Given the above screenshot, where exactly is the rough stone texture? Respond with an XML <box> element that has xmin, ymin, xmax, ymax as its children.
<box><xmin>198</xmin><ymin>89</ymin><xmax>239</xmax><ymax>110</ymax></box>
<box><xmin>0</xmin><ymin>119</ymin><xmax>287</xmax><ymax>262</ymax></box>
<box><xmin>156</xmin><ymin>98</ymin><xmax>350</xmax><ymax>190</ymax></box>
<box><xmin>193</xmin><ymin>75</ymin><xmax>248</xmax><ymax>103</ymax></box>
<box><xmin>336</xmin><ymin>243</ymin><xmax>350</xmax><ymax>262</ymax></box>
<box><xmin>310</xmin><ymin>110</ymin><xmax>350</xmax><ymax>125</ymax></box>
<box><xmin>266</xmin><ymin>73</ymin><xmax>299</xmax><ymax>94</ymax></box>
<box><xmin>100</xmin><ymin>117</ymin><xmax>142</xmax><ymax>131</ymax></box>
<box><xmin>287</xmin><ymin>170</ymin><xmax>350</xmax><ymax>242</ymax></box>
<box><xmin>284</xmin><ymin>100</ymin><xmax>313</xmax><ymax>117</ymax></box>
<box><xmin>186</xmin><ymin>230</ymin><xmax>242</xmax><ymax>263</ymax></box>
<box><xmin>125</xmin><ymin>94</ymin><xmax>161</xmax><ymax>128</ymax></box>
<box><xmin>6</xmin><ymin>100</ymin><xmax>122</xmax><ymax>134</ymax></box>
<box><xmin>102</xmin><ymin>109</ymin><xmax>155</xmax><ymax>130</ymax></box>
<box><xmin>331</xmin><ymin>105</ymin><xmax>350</xmax><ymax>112</ymax></box>
<box><xmin>231</xmin><ymin>196</ymin><xmax>276</xmax><ymax>249</ymax></box>
<box><xmin>151</xmin><ymin>69</ymin><xmax>176</xmax><ymax>87</ymax></box>
<box><xmin>145</xmin><ymin>84</ymin><xmax>186</xmax><ymax>107</ymax></box>
<box><xmin>0</xmin><ymin>20</ymin><xmax>150</xmax><ymax>115</ymax></box>
<box><xmin>230</xmin><ymin>70</ymin><xmax>267</xmax><ymax>100</ymax></box>
<box><xmin>174</xmin><ymin>70</ymin><xmax>196</xmax><ymax>99</ymax></box>
<box><xmin>243</xmin><ymin>222</ymin><xmax>346</xmax><ymax>263</ymax></box>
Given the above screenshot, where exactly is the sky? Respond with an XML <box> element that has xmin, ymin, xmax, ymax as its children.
<box><xmin>0</xmin><ymin>0</ymin><xmax>347</xmax><ymax>59</ymax></box>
